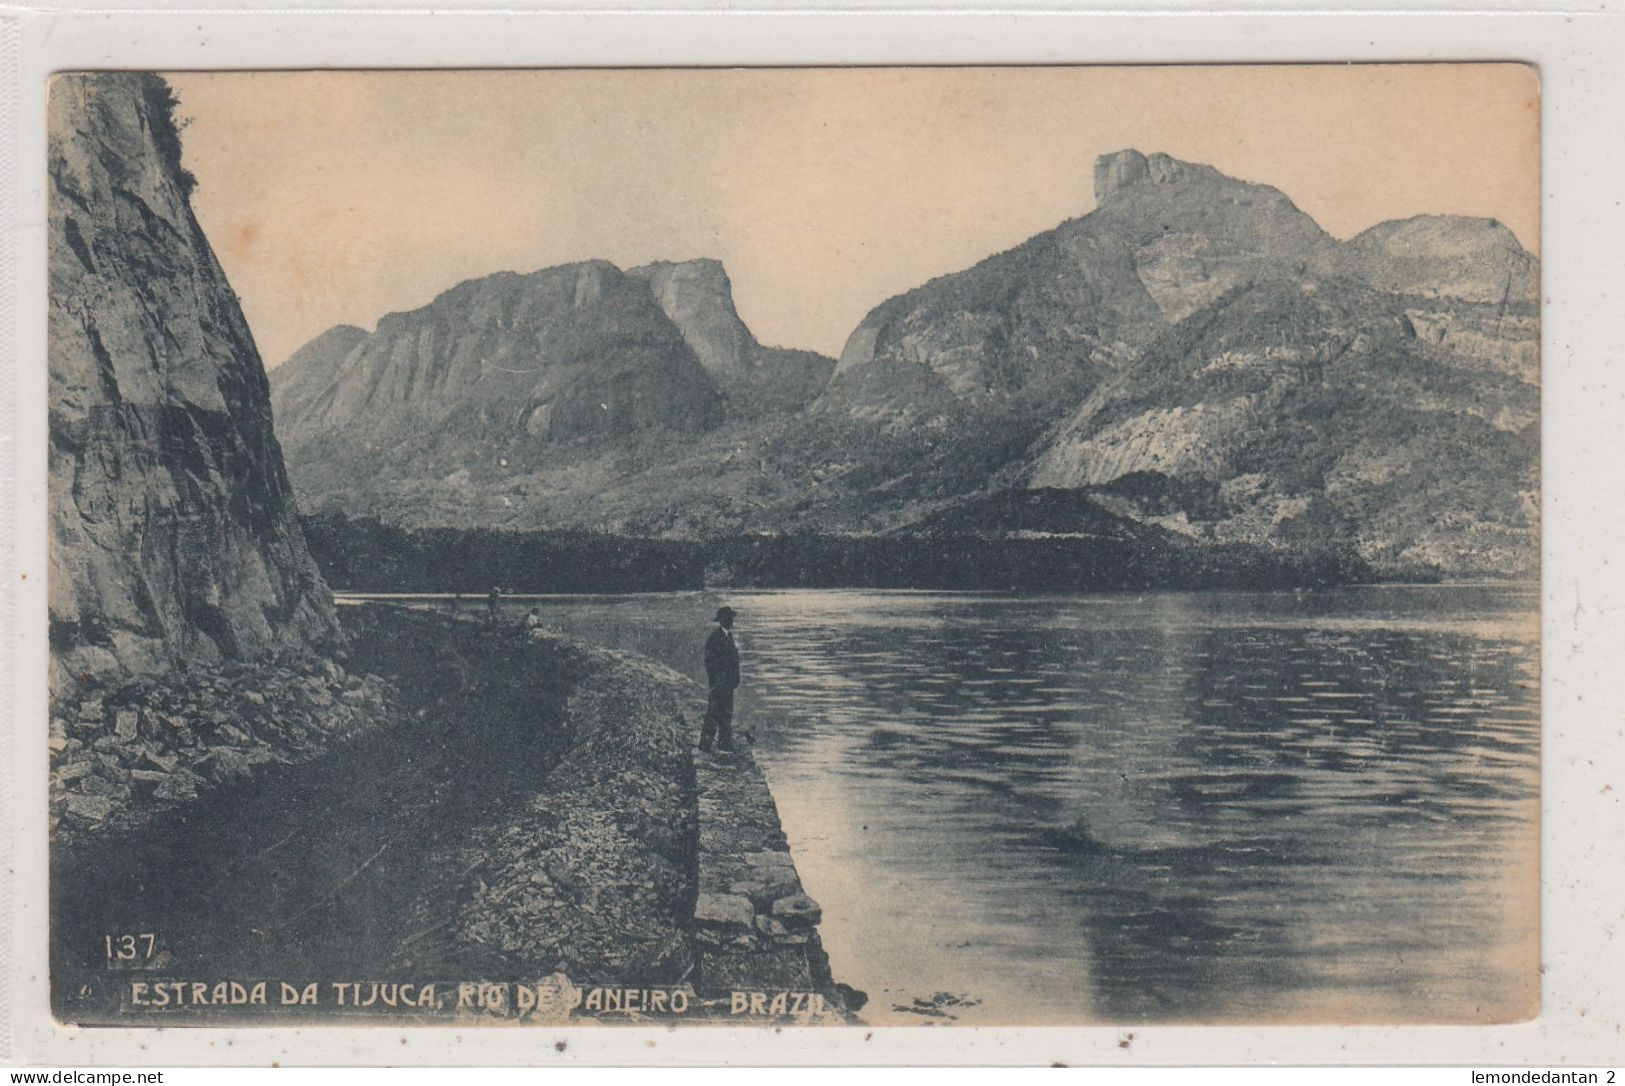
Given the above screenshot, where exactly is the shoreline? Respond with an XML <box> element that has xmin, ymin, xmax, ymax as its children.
<box><xmin>51</xmin><ymin>604</ymin><xmax>855</xmax><ymax>1026</ymax></box>
<box><xmin>335</xmin><ymin>578</ymin><xmax>1538</xmax><ymax>603</ymax></box>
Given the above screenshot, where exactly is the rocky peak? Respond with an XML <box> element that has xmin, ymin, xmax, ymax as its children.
<box><xmin>284</xmin><ymin>323</ymin><xmax>368</xmax><ymax>363</ymax></box>
<box><xmin>1342</xmin><ymin>214</ymin><xmax>1538</xmax><ymax>304</ymax></box>
<box><xmin>633</xmin><ymin>256</ymin><xmax>729</xmax><ymax>285</ymax></box>
<box><xmin>1087</xmin><ymin>151</ymin><xmax>1337</xmax><ymax>324</ymax></box>
<box><xmin>1093</xmin><ymin>149</ymin><xmax>1224</xmax><ymax>204</ymax></box>
<box><xmin>627</xmin><ymin>258</ymin><xmax>757</xmax><ymax>378</ymax></box>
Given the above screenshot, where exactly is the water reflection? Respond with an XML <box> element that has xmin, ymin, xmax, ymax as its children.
<box><xmin>385</xmin><ymin>585</ymin><xmax>1538</xmax><ymax>1024</ymax></box>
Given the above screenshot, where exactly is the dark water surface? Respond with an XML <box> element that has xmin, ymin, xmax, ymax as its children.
<box><xmin>384</xmin><ymin>585</ymin><xmax>1540</xmax><ymax>1025</ymax></box>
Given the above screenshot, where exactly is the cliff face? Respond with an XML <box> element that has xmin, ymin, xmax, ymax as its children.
<box><xmin>627</xmin><ymin>259</ymin><xmax>757</xmax><ymax>379</ymax></box>
<box><xmin>269</xmin><ymin>261</ymin><xmax>728</xmax><ymax>501</ymax></box>
<box><xmin>1087</xmin><ymin>150</ymin><xmax>1341</xmax><ymax>324</ymax></box>
<box><xmin>824</xmin><ymin>207</ymin><xmax>1163</xmax><ymax>428</ymax></box>
<box><xmin>288</xmin><ymin>262</ymin><xmax>722</xmax><ymax>445</ymax></box>
<box><xmin>1029</xmin><ymin>278</ymin><xmax>1539</xmax><ymax>574</ymax></box>
<box><xmin>265</xmin><ymin>324</ymin><xmax>367</xmax><ymax>433</ymax></box>
<box><xmin>49</xmin><ymin>73</ymin><xmax>339</xmax><ymax>690</ymax></box>
<box><xmin>626</xmin><ymin>258</ymin><xmax>836</xmax><ymax>416</ymax></box>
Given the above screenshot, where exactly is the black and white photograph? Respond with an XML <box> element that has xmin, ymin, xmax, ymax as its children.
<box><xmin>46</xmin><ymin>64</ymin><xmax>1540</xmax><ymax>1029</ymax></box>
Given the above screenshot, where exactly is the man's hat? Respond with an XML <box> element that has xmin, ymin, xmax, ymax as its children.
<box><xmin>714</xmin><ymin>606</ymin><xmax>736</xmax><ymax>621</ymax></box>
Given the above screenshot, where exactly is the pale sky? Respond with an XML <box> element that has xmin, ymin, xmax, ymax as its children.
<box><xmin>165</xmin><ymin>65</ymin><xmax>1540</xmax><ymax>367</ymax></box>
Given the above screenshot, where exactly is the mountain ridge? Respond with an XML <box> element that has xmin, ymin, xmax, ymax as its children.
<box><xmin>269</xmin><ymin>148</ymin><xmax>1538</xmax><ymax>578</ymax></box>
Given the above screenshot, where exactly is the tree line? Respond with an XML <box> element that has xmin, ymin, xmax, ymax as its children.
<box><xmin>300</xmin><ymin>512</ymin><xmax>1370</xmax><ymax>595</ymax></box>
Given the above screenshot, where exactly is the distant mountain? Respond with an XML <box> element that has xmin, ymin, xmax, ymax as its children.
<box><xmin>271</xmin><ymin>150</ymin><xmax>1538</xmax><ymax>579</ymax></box>
<box><xmin>270</xmin><ymin>258</ymin><xmax>835</xmax><ymax>510</ymax></box>
<box><xmin>1341</xmin><ymin>215</ymin><xmax>1539</xmax><ymax>305</ymax></box>
<box><xmin>271</xmin><ymin>261</ymin><xmax>729</xmax><ymax>505</ymax></box>
<box><xmin>817</xmin><ymin>150</ymin><xmax>1537</xmax><ymax>575</ymax></box>
<box><xmin>821</xmin><ymin>150</ymin><xmax>1339</xmax><ymax>430</ymax></box>
<box><xmin>268</xmin><ymin>323</ymin><xmax>367</xmax><ymax>429</ymax></box>
<box><xmin>279</xmin><ymin>260</ymin><xmax>722</xmax><ymax>444</ymax></box>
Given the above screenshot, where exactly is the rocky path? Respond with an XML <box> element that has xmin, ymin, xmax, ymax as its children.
<box><xmin>51</xmin><ymin>608</ymin><xmax>590</xmax><ymax>1021</ymax></box>
<box><xmin>52</xmin><ymin>605</ymin><xmax>855</xmax><ymax>1026</ymax></box>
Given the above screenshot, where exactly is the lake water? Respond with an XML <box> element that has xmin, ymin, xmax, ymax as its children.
<box><xmin>378</xmin><ymin>584</ymin><xmax>1540</xmax><ymax>1025</ymax></box>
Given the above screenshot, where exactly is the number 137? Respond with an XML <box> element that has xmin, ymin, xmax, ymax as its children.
<box><xmin>105</xmin><ymin>933</ymin><xmax>155</xmax><ymax>960</ymax></box>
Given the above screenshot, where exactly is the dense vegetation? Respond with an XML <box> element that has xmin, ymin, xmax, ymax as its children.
<box><xmin>300</xmin><ymin>511</ymin><xmax>1371</xmax><ymax>595</ymax></box>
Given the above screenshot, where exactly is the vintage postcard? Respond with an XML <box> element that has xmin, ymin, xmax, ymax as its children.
<box><xmin>46</xmin><ymin>65</ymin><xmax>1539</xmax><ymax>1029</ymax></box>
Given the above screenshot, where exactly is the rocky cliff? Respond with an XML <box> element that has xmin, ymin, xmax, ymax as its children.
<box><xmin>627</xmin><ymin>259</ymin><xmax>757</xmax><ymax>379</ymax></box>
<box><xmin>626</xmin><ymin>258</ymin><xmax>836</xmax><ymax>416</ymax></box>
<box><xmin>1028</xmin><ymin>278</ymin><xmax>1539</xmax><ymax>574</ymax></box>
<box><xmin>269</xmin><ymin>261</ymin><xmax>728</xmax><ymax>504</ymax></box>
<box><xmin>265</xmin><ymin>323</ymin><xmax>367</xmax><ymax>434</ymax></box>
<box><xmin>49</xmin><ymin>73</ymin><xmax>339</xmax><ymax>691</ymax></box>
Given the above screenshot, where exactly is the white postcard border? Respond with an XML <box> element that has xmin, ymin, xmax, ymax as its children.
<box><xmin>4</xmin><ymin>2</ymin><xmax>1623</xmax><ymax>1068</ymax></box>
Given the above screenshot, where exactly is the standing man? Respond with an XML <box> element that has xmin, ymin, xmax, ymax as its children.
<box><xmin>487</xmin><ymin>585</ymin><xmax>501</xmax><ymax>624</ymax></box>
<box><xmin>701</xmin><ymin>606</ymin><xmax>740</xmax><ymax>754</ymax></box>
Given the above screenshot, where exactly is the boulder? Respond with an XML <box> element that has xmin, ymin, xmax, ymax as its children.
<box><xmin>733</xmin><ymin>873</ymin><xmax>799</xmax><ymax>906</ymax></box>
<box><xmin>77</xmin><ymin>774</ymin><xmax>130</xmax><ymax>801</ymax></box>
<box><xmin>153</xmin><ymin>773</ymin><xmax>202</xmax><ymax>804</ymax></box>
<box><xmin>743</xmin><ymin>850</ymin><xmax>795</xmax><ymax>868</ymax></box>
<box><xmin>63</xmin><ymin>793</ymin><xmax>115</xmax><ymax>823</ymax></box>
<box><xmin>55</xmin><ymin>758</ymin><xmax>94</xmax><ymax>783</ymax></box>
<box><xmin>754</xmin><ymin>914</ymin><xmax>791</xmax><ymax>938</ymax></box>
<box><xmin>771</xmin><ymin>893</ymin><xmax>822</xmax><ymax>927</ymax></box>
<box><xmin>694</xmin><ymin>893</ymin><xmax>755</xmax><ymax>931</ymax></box>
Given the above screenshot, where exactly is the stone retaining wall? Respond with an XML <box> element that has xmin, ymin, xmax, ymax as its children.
<box><xmin>690</xmin><ymin>740</ymin><xmax>850</xmax><ymax>1023</ymax></box>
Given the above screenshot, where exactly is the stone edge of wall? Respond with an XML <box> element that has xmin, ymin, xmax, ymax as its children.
<box><xmin>690</xmin><ymin>737</ymin><xmax>851</xmax><ymax>1023</ymax></box>
<box><xmin>533</xmin><ymin>628</ymin><xmax>852</xmax><ymax>1022</ymax></box>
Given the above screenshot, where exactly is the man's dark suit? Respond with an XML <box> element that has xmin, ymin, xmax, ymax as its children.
<box><xmin>701</xmin><ymin>624</ymin><xmax>740</xmax><ymax>751</ymax></box>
